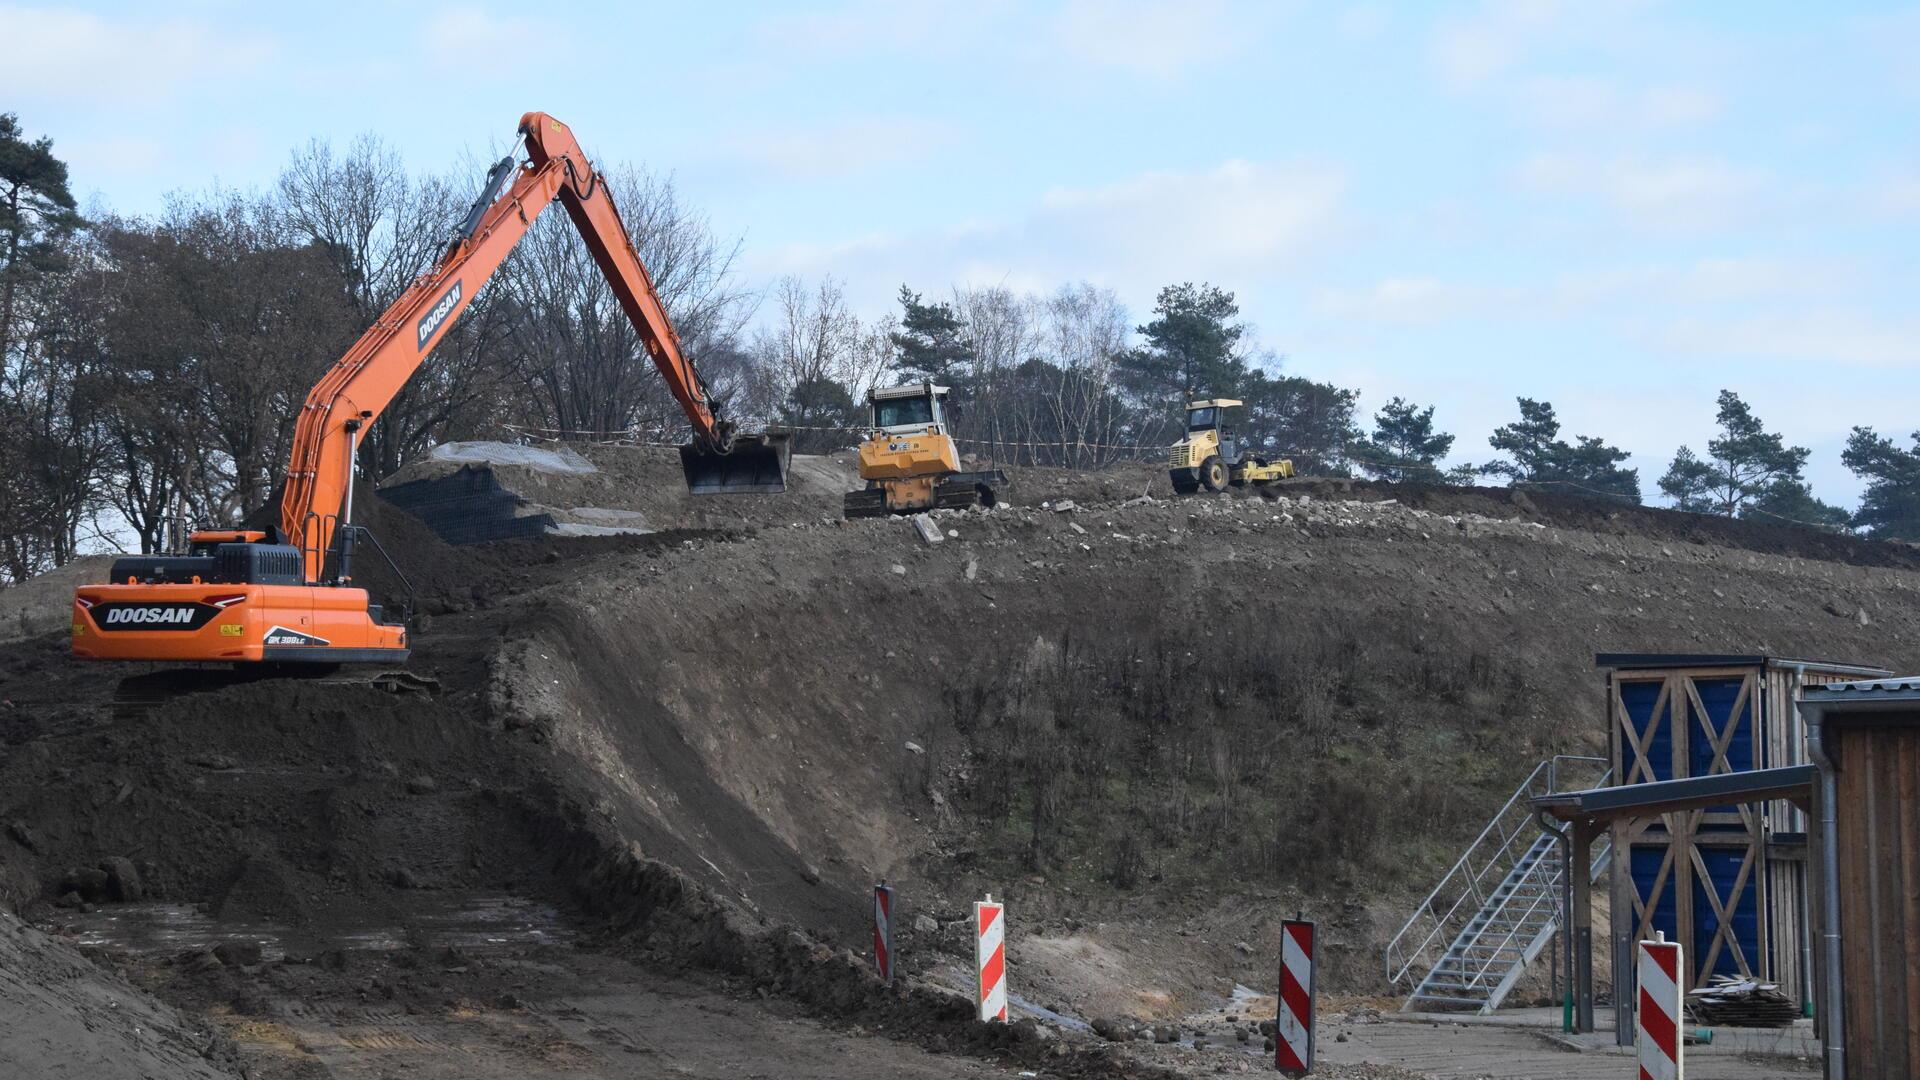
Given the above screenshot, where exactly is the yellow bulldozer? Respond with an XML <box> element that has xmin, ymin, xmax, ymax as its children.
<box><xmin>842</xmin><ymin>382</ymin><xmax>1008</xmax><ymax>518</ymax></box>
<box><xmin>1168</xmin><ymin>398</ymin><xmax>1294</xmax><ymax>494</ymax></box>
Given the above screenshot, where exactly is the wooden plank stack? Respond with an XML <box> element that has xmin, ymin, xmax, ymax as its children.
<box><xmin>1685</xmin><ymin>975</ymin><xmax>1800</xmax><ymax>1027</ymax></box>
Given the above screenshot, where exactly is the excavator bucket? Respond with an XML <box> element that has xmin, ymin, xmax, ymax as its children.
<box><xmin>680</xmin><ymin>433</ymin><xmax>793</xmax><ymax>495</ymax></box>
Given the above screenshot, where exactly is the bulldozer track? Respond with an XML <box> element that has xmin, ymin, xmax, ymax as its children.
<box><xmin>841</xmin><ymin>481</ymin><xmax>995</xmax><ymax>518</ymax></box>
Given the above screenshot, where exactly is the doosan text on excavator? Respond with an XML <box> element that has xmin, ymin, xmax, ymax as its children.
<box><xmin>71</xmin><ymin>112</ymin><xmax>790</xmax><ymax>668</ymax></box>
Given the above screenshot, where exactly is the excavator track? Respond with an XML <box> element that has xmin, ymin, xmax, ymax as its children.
<box><xmin>111</xmin><ymin>666</ymin><xmax>440</xmax><ymax>721</ymax></box>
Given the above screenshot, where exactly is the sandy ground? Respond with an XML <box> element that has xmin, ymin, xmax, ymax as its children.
<box><xmin>1317</xmin><ymin>1014</ymin><xmax>1819</xmax><ymax>1079</ymax></box>
<box><xmin>0</xmin><ymin>909</ymin><xmax>233</xmax><ymax>1079</ymax></box>
<box><xmin>190</xmin><ymin>951</ymin><xmax>1003</xmax><ymax>1080</ymax></box>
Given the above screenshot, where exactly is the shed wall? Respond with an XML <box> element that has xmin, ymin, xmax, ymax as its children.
<box><xmin>1833</xmin><ymin>720</ymin><xmax>1920</xmax><ymax>1079</ymax></box>
<box><xmin>1606</xmin><ymin>658</ymin><xmax>1875</xmax><ymax>1008</ymax></box>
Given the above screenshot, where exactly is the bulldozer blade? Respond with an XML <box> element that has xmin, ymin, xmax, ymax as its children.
<box><xmin>680</xmin><ymin>433</ymin><xmax>792</xmax><ymax>495</ymax></box>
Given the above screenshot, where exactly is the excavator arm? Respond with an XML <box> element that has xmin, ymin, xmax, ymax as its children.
<box><xmin>72</xmin><ymin>112</ymin><xmax>786</xmax><ymax>668</ymax></box>
<box><xmin>280</xmin><ymin>111</ymin><xmax>787</xmax><ymax>583</ymax></box>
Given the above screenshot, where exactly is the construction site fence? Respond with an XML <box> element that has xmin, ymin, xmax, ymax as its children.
<box><xmin>487</xmin><ymin>421</ymin><xmax>1856</xmax><ymax>531</ymax></box>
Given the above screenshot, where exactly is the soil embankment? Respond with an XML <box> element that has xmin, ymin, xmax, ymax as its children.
<box><xmin>2</xmin><ymin>448</ymin><xmax>1914</xmax><ymax>1077</ymax></box>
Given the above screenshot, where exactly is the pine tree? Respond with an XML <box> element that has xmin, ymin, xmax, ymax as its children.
<box><xmin>1482</xmin><ymin>397</ymin><xmax>1639</xmax><ymax>502</ymax></box>
<box><xmin>0</xmin><ymin>112</ymin><xmax>82</xmax><ymax>361</ymax></box>
<box><xmin>887</xmin><ymin>285</ymin><xmax>970</xmax><ymax>386</ymax></box>
<box><xmin>1483</xmin><ymin>398</ymin><xmax>1561</xmax><ymax>482</ymax></box>
<box><xmin>1360</xmin><ymin>397</ymin><xmax>1454</xmax><ymax>483</ymax></box>
<box><xmin>777</xmin><ymin>375</ymin><xmax>859</xmax><ymax>454</ymax></box>
<box><xmin>1118</xmin><ymin>282</ymin><xmax>1249</xmax><ymax>408</ymax></box>
<box><xmin>1745</xmin><ymin>478</ymin><xmax>1850</xmax><ymax>530</ymax></box>
<box><xmin>1658</xmin><ymin>390</ymin><xmax>1833</xmax><ymax>520</ymax></box>
<box><xmin>1842</xmin><ymin>427</ymin><xmax>1920</xmax><ymax>539</ymax></box>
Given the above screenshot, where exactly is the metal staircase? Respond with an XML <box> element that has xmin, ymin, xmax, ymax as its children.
<box><xmin>1384</xmin><ymin>757</ymin><xmax>1610</xmax><ymax>1014</ymax></box>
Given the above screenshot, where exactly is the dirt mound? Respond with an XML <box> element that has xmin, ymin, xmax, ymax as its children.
<box><xmin>0</xmin><ymin>908</ymin><xmax>238</xmax><ymax>1079</ymax></box>
<box><xmin>1272</xmin><ymin>475</ymin><xmax>1920</xmax><ymax>571</ymax></box>
<box><xmin>0</xmin><ymin>556</ymin><xmax>116</xmax><ymax>642</ymax></box>
<box><xmin>3</xmin><ymin>463</ymin><xmax>1918</xmax><ymax>1074</ymax></box>
<box><xmin>379</xmin><ymin>443</ymin><xmax>859</xmax><ymax>534</ymax></box>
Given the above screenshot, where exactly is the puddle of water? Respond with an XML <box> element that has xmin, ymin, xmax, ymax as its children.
<box><xmin>60</xmin><ymin>893</ymin><xmax>567</xmax><ymax>961</ymax></box>
<box><xmin>1009</xmin><ymin>993</ymin><xmax>1093</xmax><ymax>1033</ymax></box>
<box><xmin>1228</xmin><ymin>982</ymin><xmax>1274</xmax><ymax>1014</ymax></box>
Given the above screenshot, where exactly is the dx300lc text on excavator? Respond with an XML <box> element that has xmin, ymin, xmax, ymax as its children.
<box><xmin>71</xmin><ymin>111</ymin><xmax>789</xmax><ymax>668</ymax></box>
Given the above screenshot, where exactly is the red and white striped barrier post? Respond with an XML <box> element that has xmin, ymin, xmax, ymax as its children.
<box><xmin>872</xmin><ymin>882</ymin><xmax>895</xmax><ymax>987</ymax></box>
<box><xmin>1636</xmin><ymin>934</ymin><xmax>1684</xmax><ymax>1080</ymax></box>
<box><xmin>1276</xmin><ymin>915</ymin><xmax>1316</xmax><ymax>1076</ymax></box>
<box><xmin>975</xmin><ymin>893</ymin><xmax>1007</xmax><ymax>1022</ymax></box>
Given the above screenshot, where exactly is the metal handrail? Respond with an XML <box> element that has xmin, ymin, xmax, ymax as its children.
<box><xmin>339</xmin><ymin>524</ymin><xmax>417</xmax><ymax>624</ymax></box>
<box><xmin>1385</xmin><ymin>755</ymin><xmax>1610</xmax><ymax>987</ymax></box>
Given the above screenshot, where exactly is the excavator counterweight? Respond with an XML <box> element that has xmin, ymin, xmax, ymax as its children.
<box><xmin>72</xmin><ymin>111</ymin><xmax>785</xmax><ymax>668</ymax></box>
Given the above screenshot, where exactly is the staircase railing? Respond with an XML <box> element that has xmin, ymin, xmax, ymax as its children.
<box><xmin>1385</xmin><ymin>755</ymin><xmax>1609</xmax><ymax>988</ymax></box>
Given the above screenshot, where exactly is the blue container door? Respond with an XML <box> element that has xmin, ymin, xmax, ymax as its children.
<box><xmin>1630</xmin><ymin>845</ymin><xmax>1679</xmax><ymax>941</ymax></box>
<box><xmin>1619</xmin><ymin>679</ymin><xmax>1675</xmax><ymax>784</ymax></box>
<box><xmin>1692</xmin><ymin>846</ymin><xmax>1760</xmax><ymax>979</ymax></box>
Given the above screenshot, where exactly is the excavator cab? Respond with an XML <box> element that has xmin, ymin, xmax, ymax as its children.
<box><xmin>679</xmin><ymin>432</ymin><xmax>792</xmax><ymax>495</ymax></box>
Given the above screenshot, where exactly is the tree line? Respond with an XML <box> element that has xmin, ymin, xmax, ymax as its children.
<box><xmin>3</xmin><ymin>113</ymin><xmax>1917</xmax><ymax>581</ymax></box>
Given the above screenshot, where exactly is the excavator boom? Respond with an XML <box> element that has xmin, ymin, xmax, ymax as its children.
<box><xmin>283</xmin><ymin>111</ymin><xmax>787</xmax><ymax>581</ymax></box>
<box><xmin>72</xmin><ymin>111</ymin><xmax>787</xmax><ymax>667</ymax></box>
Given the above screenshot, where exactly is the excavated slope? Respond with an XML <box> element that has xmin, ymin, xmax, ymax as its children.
<box><xmin>2</xmin><ymin>453</ymin><xmax>1917</xmax><ymax>1073</ymax></box>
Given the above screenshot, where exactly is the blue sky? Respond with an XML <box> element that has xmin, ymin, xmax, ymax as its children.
<box><xmin>5</xmin><ymin>1</ymin><xmax>1918</xmax><ymax>505</ymax></box>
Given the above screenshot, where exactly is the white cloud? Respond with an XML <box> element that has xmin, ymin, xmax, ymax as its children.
<box><xmin>753</xmin><ymin>0</ymin><xmax>1011</xmax><ymax>57</ymax></box>
<box><xmin>1516</xmin><ymin>152</ymin><xmax>1763</xmax><ymax>228</ymax></box>
<box><xmin>1315</xmin><ymin>257</ymin><xmax>1853</xmax><ymax>326</ymax></box>
<box><xmin>1876</xmin><ymin>170</ymin><xmax>1920</xmax><ymax>216</ymax></box>
<box><xmin>1037</xmin><ymin>159</ymin><xmax>1343</xmax><ymax>270</ymax></box>
<box><xmin>722</xmin><ymin>118</ymin><xmax>956</xmax><ymax>180</ymax></box>
<box><xmin>1314</xmin><ymin>276</ymin><xmax>1511</xmax><ymax>325</ymax></box>
<box><xmin>1337</xmin><ymin>4</ymin><xmax>1391</xmax><ymax>40</ymax></box>
<box><xmin>1516</xmin><ymin>77</ymin><xmax>1721</xmax><ymax>131</ymax></box>
<box><xmin>1431</xmin><ymin>0</ymin><xmax>1565</xmax><ymax>88</ymax></box>
<box><xmin>749</xmin><ymin>158</ymin><xmax>1345</xmax><ymax>316</ymax></box>
<box><xmin>58</xmin><ymin>134</ymin><xmax>165</xmax><ymax>179</ymax></box>
<box><xmin>421</xmin><ymin>10</ymin><xmax>549</xmax><ymax>67</ymax></box>
<box><xmin>0</xmin><ymin>5</ymin><xmax>276</xmax><ymax>104</ymax></box>
<box><xmin>1050</xmin><ymin>0</ymin><xmax>1255</xmax><ymax>78</ymax></box>
<box><xmin>1658</xmin><ymin>309</ymin><xmax>1920</xmax><ymax>370</ymax></box>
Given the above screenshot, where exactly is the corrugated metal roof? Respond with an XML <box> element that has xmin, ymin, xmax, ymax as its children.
<box><xmin>1593</xmin><ymin>652</ymin><xmax>1892</xmax><ymax>677</ymax></box>
<box><xmin>1801</xmin><ymin>677</ymin><xmax>1920</xmax><ymax>698</ymax></box>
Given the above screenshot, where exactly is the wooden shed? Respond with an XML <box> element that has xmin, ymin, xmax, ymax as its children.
<box><xmin>1799</xmin><ymin>679</ymin><xmax>1920</xmax><ymax>1080</ymax></box>
<box><xmin>1596</xmin><ymin>654</ymin><xmax>1890</xmax><ymax>1008</ymax></box>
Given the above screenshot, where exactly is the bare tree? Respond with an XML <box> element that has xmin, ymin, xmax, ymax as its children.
<box><xmin>497</xmin><ymin>165</ymin><xmax>754</xmax><ymax>440</ymax></box>
<box><xmin>759</xmin><ymin>275</ymin><xmax>860</xmax><ymax>391</ymax></box>
<box><xmin>1040</xmin><ymin>284</ymin><xmax>1131</xmax><ymax>466</ymax></box>
<box><xmin>276</xmin><ymin>135</ymin><xmax>499</xmax><ymax>476</ymax></box>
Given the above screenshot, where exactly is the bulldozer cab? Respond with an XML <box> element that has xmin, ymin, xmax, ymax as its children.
<box><xmin>870</xmin><ymin>383</ymin><xmax>948</xmax><ymax>434</ymax></box>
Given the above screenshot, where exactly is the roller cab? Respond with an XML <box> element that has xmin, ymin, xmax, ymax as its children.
<box><xmin>1169</xmin><ymin>399</ymin><xmax>1294</xmax><ymax>494</ymax></box>
<box><xmin>71</xmin><ymin>531</ymin><xmax>407</xmax><ymax>665</ymax></box>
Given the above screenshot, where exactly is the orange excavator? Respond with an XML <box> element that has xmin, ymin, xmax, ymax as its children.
<box><xmin>71</xmin><ymin>112</ymin><xmax>789</xmax><ymax>666</ymax></box>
